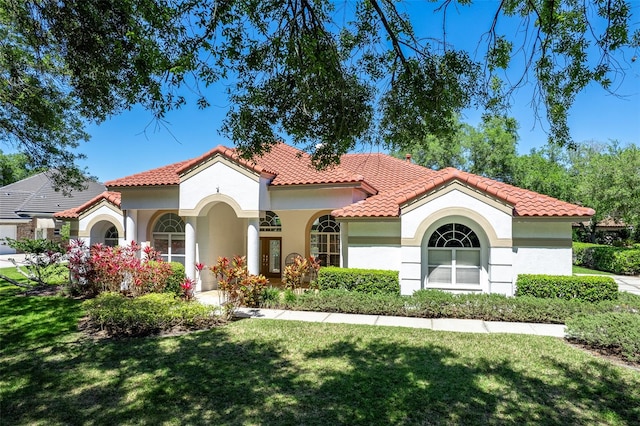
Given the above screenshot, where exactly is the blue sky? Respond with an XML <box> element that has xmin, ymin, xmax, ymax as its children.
<box><xmin>68</xmin><ymin>2</ymin><xmax>640</xmax><ymax>182</ymax></box>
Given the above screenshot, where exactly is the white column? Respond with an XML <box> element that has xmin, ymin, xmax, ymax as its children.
<box><xmin>185</xmin><ymin>216</ymin><xmax>198</xmax><ymax>290</ymax></box>
<box><xmin>340</xmin><ymin>221</ymin><xmax>348</xmax><ymax>268</ymax></box>
<box><xmin>125</xmin><ymin>209</ymin><xmax>137</xmax><ymax>244</ymax></box>
<box><xmin>247</xmin><ymin>218</ymin><xmax>259</xmax><ymax>275</ymax></box>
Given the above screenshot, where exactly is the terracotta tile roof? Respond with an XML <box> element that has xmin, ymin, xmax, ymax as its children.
<box><xmin>254</xmin><ymin>143</ymin><xmax>373</xmax><ymax>189</ymax></box>
<box><xmin>105</xmin><ymin>160</ymin><xmax>191</xmax><ymax>187</ymax></box>
<box><xmin>54</xmin><ymin>191</ymin><xmax>121</xmax><ymax>219</ymax></box>
<box><xmin>175</xmin><ymin>145</ymin><xmax>277</xmax><ymax>177</ymax></box>
<box><xmin>339</xmin><ymin>153</ymin><xmax>438</xmax><ymax>193</ymax></box>
<box><xmin>333</xmin><ymin>167</ymin><xmax>595</xmax><ymax>218</ymax></box>
<box><xmin>102</xmin><ymin>142</ymin><xmax>593</xmax><ymax>219</ymax></box>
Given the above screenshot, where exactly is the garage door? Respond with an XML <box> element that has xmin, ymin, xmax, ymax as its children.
<box><xmin>0</xmin><ymin>225</ymin><xmax>17</xmax><ymax>255</ymax></box>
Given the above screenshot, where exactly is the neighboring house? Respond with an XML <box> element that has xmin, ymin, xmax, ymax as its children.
<box><xmin>0</xmin><ymin>171</ymin><xmax>107</xmax><ymax>254</ymax></box>
<box><xmin>55</xmin><ymin>143</ymin><xmax>594</xmax><ymax>295</ymax></box>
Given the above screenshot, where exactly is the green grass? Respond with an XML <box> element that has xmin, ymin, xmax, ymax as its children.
<box><xmin>573</xmin><ymin>265</ymin><xmax>615</xmax><ymax>276</ymax></box>
<box><xmin>1</xmin><ymin>281</ymin><xmax>639</xmax><ymax>425</ymax></box>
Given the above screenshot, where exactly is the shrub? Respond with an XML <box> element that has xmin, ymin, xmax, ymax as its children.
<box><xmin>164</xmin><ymin>262</ymin><xmax>186</xmax><ymax>296</ymax></box>
<box><xmin>516</xmin><ymin>274</ymin><xmax>618</xmax><ymax>302</ymax></box>
<box><xmin>573</xmin><ymin>242</ymin><xmax>640</xmax><ymax>275</ymax></box>
<box><xmin>282</xmin><ymin>256</ymin><xmax>320</xmax><ymax>290</ymax></box>
<box><xmin>566</xmin><ymin>312</ymin><xmax>640</xmax><ymax>362</ymax></box>
<box><xmin>263</xmin><ymin>288</ymin><xmax>640</xmax><ymax>324</ymax></box>
<box><xmin>572</xmin><ymin>242</ymin><xmax>601</xmax><ymax>267</ymax></box>
<box><xmin>83</xmin><ymin>292</ymin><xmax>223</xmax><ymax>337</ymax></box>
<box><xmin>315</xmin><ymin>267</ymin><xmax>400</xmax><ymax>295</ymax></box>
<box><xmin>209</xmin><ymin>255</ymin><xmax>270</xmax><ymax>309</ymax></box>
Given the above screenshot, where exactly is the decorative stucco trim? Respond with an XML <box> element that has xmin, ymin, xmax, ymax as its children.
<box><xmin>512</xmin><ymin>238</ymin><xmax>573</xmax><ymax>248</ymax></box>
<box><xmin>349</xmin><ymin>236</ymin><xmax>401</xmax><ymax>245</ymax></box>
<box><xmin>146</xmin><ymin>210</ymin><xmax>177</xmax><ymax>241</ymax></box>
<box><xmin>78</xmin><ymin>214</ymin><xmax>124</xmax><ymax>238</ymax></box>
<box><xmin>335</xmin><ymin>217</ymin><xmax>400</xmax><ymax>223</ymax></box>
<box><xmin>180</xmin><ymin>155</ymin><xmax>260</xmax><ymax>183</ymax></box>
<box><xmin>402</xmin><ymin>181</ymin><xmax>514</xmax><ymax>216</ymax></box>
<box><xmin>179</xmin><ymin>193</ymin><xmax>259</xmax><ymax>218</ymax></box>
<box><xmin>78</xmin><ymin>200</ymin><xmax>122</xmax><ymax>220</ymax></box>
<box><xmin>268</xmin><ymin>181</ymin><xmax>377</xmax><ymax>195</ymax></box>
<box><xmin>401</xmin><ymin>207</ymin><xmax>512</xmax><ymax>247</ymax></box>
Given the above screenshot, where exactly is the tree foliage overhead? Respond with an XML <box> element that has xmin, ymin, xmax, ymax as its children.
<box><xmin>1</xmin><ymin>0</ymin><xmax>638</xmax><ymax>182</ymax></box>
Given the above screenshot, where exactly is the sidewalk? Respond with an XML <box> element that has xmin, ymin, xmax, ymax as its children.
<box><xmin>232</xmin><ymin>307</ymin><xmax>569</xmax><ymax>337</ymax></box>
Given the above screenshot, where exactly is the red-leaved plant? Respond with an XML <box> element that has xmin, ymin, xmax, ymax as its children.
<box><xmin>210</xmin><ymin>255</ymin><xmax>269</xmax><ymax>310</ymax></box>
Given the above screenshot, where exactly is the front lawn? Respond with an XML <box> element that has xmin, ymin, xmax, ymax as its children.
<box><xmin>1</xmin><ymin>280</ymin><xmax>639</xmax><ymax>425</ymax></box>
<box><xmin>573</xmin><ymin>265</ymin><xmax>615</xmax><ymax>276</ymax></box>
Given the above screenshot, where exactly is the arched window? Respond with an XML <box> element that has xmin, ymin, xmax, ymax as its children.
<box><xmin>310</xmin><ymin>214</ymin><xmax>340</xmax><ymax>267</ymax></box>
<box><xmin>427</xmin><ymin>223</ymin><xmax>480</xmax><ymax>286</ymax></box>
<box><xmin>152</xmin><ymin>213</ymin><xmax>185</xmax><ymax>264</ymax></box>
<box><xmin>260</xmin><ymin>211</ymin><xmax>282</xmax><ymax>232</ymax></box>
<box><xmin>104</xmin><ymin>225</ymin><xmax>119</xmax><ymax>247</ymax></box>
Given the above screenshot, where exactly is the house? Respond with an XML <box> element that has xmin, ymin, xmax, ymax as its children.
<box><xmin>54</xmin><ymin>143</ymin><xmax>594</xmax><ymax>295</ymax></box>
<box><xmin>0</xmin><ymin>171</ymin><xmax>107</xmax><ymax>254</ymax></box>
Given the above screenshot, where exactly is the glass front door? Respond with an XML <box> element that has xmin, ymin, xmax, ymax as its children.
<box><xmin>260</xmin><ymin>237</ymin><xmax>281</xmax><ymax>279</ymax></box>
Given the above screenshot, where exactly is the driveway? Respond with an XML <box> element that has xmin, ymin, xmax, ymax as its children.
<box><xmin>614</xmin><ymin>275</ymin><xmax>640</xmax><ymax>295</ymax></box>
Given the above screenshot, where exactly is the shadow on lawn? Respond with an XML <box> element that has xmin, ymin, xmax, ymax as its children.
<box><xmin>1</xmin><ymin>290</ymin><xmax>639</xmax><ymax>425</ymax></box>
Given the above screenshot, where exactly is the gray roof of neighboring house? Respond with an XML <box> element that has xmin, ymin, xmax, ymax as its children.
<box><xmin>0</xmin><ymin>171</ymin><xmax>107</xmax><ymax>220</ymax></box>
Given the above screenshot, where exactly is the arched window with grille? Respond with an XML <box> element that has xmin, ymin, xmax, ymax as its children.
<box><xmin>104</xmin><ymin>225</ymin><xmax>119</xmax><ymax>247</ymax></box>
<box><xmin>310</xmin><ymin>214</ymin><xmax>340</xmax><ymax>267</ymax></box>
<box><xmin>152</xmin><ymin>213</ymin><xmax>185</xmax><ymax>264</ymax></box>
<box><xmin>260</xmin><ymin>211</ymin><xmax>282</xmax><ymax>232</ymax></box>
<box><xmin>427</xmin><ymin>223</ymin><xmax>481</xmax><ymax>286</ymax></box>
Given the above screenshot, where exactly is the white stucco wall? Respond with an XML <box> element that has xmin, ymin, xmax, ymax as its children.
<box><xmin>119</xmin><ymin>187</ymin><xmax>179</xmax><ymax>210</ymax></box>
<box><xmin>270</xmin><ymin>187</ymin><xmax>365</xmax><ymax>211</ymax></box>
<box><xmin>77</xmin><ymin>203</ymin><xmax>124</xmax><ymax>246</ymax></box>
<box><xmin>179</xmin><ymin>160</ymin><xmax>260</xmax><ymax>214</ymax></box>
<box><xmin>345</xmin><ymin>220</ymin><xmax>401</xmax><ymax>271</ymax></box>
<box><xmin>512</xmin><ymin>220</ymin><xmax>574</xmax><ymax>277</ymax></box>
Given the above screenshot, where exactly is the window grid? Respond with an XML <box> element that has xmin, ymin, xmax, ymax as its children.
<box><xmin>153</xmin><ymin>213</ymin><xmax>186</xmax><ymax>264</ymax></box>
<box><xmin>260</xmin><ymin>211</ymin><xmax>282</xmax><ymax>232</ymax></box>
<box><xmin>105</xmin><ymin>225</ymin><xmax>119</xmax><ymax>247</ymax></box>
<box><xmin>310</xmin><ymin>215</ymin><xmax>340</xmax><ymax>267</ymax></box>
<box><xmin>427</xmin><ymin>223</ymin><xmax>480</xmax><ymax>286</ymax></box>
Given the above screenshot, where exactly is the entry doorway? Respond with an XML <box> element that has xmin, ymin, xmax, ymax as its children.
<box><xmin>260</xmin><ymin>237</ymin><xmax>282</xmax><ymax>279</ymax></box>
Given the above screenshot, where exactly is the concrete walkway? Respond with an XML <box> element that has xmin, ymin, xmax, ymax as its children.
<box><xmin>232</xmin><ymin>306</ymin><xmax>568</xmax><ymax>337</ymax></box>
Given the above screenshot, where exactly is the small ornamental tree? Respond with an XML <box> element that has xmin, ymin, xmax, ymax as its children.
<box><xmin>0</xmin><ymin>238</ymin><xmax>66</xmax><ymax>287</ymax></box>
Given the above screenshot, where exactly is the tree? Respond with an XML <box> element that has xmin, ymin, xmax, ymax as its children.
<box><xmin>460</xmin><ymin>115</ymin><xmax>519</xmax><ymax>183</ymax></box>
<box><xmin>1</xmin><ymin>1</ymin><xmax>637</xmax><ymax>180</ymax></box>
<box><xmin>511</xmin><ymin>145</ymin><xmax>573</xmax><ymax>202</ymax></box>
<box><xmin>392</xmin><ymin>114</ymin><xmax>518</xmax><ymax>183</ymax></box>
<box><xmin>0</xmin><ymin>150</ymin><xmax>40</xmax><ymax>186</ymax></box>
<box><xmin>569</xmin><ymin>141</ymin><xmax>640</xmax><ymax>242</ymax></box>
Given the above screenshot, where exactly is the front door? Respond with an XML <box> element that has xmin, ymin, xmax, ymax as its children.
<box><xmin>260</xmin><ymin>237</ymin><xmax>281</xmax><ymax>279</ymax></box>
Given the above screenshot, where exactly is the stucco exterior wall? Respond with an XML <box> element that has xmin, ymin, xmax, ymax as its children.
<box><xmin>512</xmin><ymin>220</ymin><xmax>574</xmax><ymax>277</ymax></box>
<box><xmin>179</xmin><ymin>159</ymin><xmax>260</xmax><ymax>215</ymax></box>
<box><xmin>77</xmin><ymin>204</ymin><xmax>124</xmax><ymax>241</ymax></box>
<box><xmin>345</xmin><ymin>220</ymin><xmax>401</xmax><ymax>271</ymax></box>
<box><xmin>119</xmin><ymin>187</ymin><xmax>180</xmax><ymax>210</ymax></box>
<box><xmin>269</xmin><ymin>187</ymin><xmax>365</xmax><ymax>211</ymax></box>
<box><xmin>399</xmin><ymin>185</ymin><xmax>514</xmax><ymax>296</ymax></box>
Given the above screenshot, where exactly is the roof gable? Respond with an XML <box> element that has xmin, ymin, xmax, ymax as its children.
<box><xmin>54</xmin><ymin>191</ymin><xmax>122</xmax><ymax>219</ymax></box>
<box><xmin>333</xmin><ymin>168</ymin><xmax>595</xmax><ymax>219</ymax></box>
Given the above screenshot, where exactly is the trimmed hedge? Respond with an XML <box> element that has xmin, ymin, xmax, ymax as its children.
<box><xmin>315</xmin><ymin>267</ymin><xmax>399</xmax><ymax>295</ymax></box>
<box><xmin>566</xmin><ymin>312</ymin><xmax>640</xmax><ymax>362</ymax></box>
<box><xmin>83</xmin><ymin>292</ymin><xmax>222</xmax><ymax>337</ymax></box>
<box><xmin>516</xmin><ymin>274</ymin><xmax>618</xmax><ymax>302</ymax></box>
<box><xmin>265</xmin><ymin>288</ymin><xmax>640</xmax><ymax>324</ymax></box>
<box><xmin>573</xmin><ymin>242</ymin><xmax>640</xmax><ymax>275</ymax></box>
